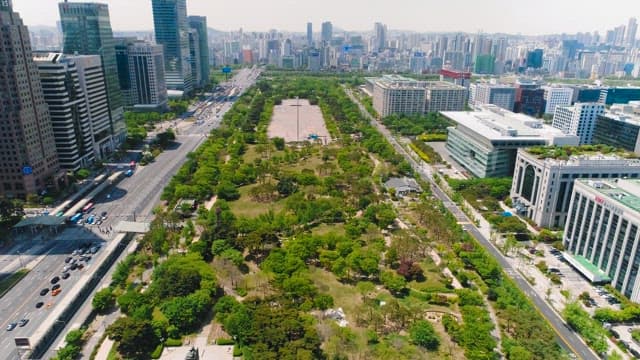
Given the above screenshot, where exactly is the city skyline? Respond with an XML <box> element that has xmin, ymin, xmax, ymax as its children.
<box><xmin>14</xmin><ymin>0</ymin><xmax>640</xmax><ymax>36</ymax></box>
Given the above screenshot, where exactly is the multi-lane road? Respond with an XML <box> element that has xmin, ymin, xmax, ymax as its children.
<box><xmin>345</xmin><ymin>88</ymin><xmax>598</xmax><ymax>360</ymax></box>
<box><xmin>0</xmin><ymin>67</ymin><xmax>261</xmax><ymax>359</ymax></box>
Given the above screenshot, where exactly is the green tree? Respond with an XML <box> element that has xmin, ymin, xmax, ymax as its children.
<box><xmin>380</xmin><ymin>270</ymin><xmax>407</xmax><ymax>295</ymax></box>
<box><xmin>272</xmin><ymin>137</ymin><xmax>285</xmax><ymax>150</ymax></box>
<box><xmin>217</xmin><ymin>181</ymin><xmax>240</xmax><ymax>201</ymax></box>
<box><xmin>92</xmin><ymin>287</ymin><xmax>115</xmax><ymax>314</ymax></box>
<box><xmin>410</xmin><ymin>320</ymin><xmax>440</xmax><ymax>350</ymax></box>
<box><xmin>107</xmin><ymin>317</ymin><xmax>159</xmax><ymax>359</ymax></box>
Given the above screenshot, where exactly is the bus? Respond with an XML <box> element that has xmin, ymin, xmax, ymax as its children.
<box><xmin>69</xmin><ymin>213</ymin><xmax>82</xmax><ymax>223</ymax></box>
<box><xmin>82</xmin><ymin>202</ymin><xmax>94</xmax><ymax>213</ymax></box>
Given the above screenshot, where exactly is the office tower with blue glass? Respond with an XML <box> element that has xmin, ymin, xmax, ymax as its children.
<box><xmin>188</xmin><ymin>15</ymin><xmax>210</xmax><ymax>88</ymax></box>
<box><xmin>152</xmin><ymin>0</ymin><xmax>193</xmax><ymax>95</ymax></box>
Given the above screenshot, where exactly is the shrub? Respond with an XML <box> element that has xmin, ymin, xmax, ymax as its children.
<box><xmin>151</xmin><ymin>343</ymin><xmax>164</xmax><ymax>359</ymax></box>
<box><xmin>165</xmin><ymin>338</ymin><xmax>183</xmax><ymax>347</ymax></box>
<box><xmin>216</xmin><ymin>338</ymin><xmax>235</xmax><ymax>345</ymax></box>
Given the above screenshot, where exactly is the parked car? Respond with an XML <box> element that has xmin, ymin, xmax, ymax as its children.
<box><xmin>62</xmin><ymin>272</ymin><xmax>70</xmax><ymax>279</ymax></box>
<box><xmin>6</xmin><ymin>322</ymin><xmax>17</xmax><ymax>331</ymax></box>
<box><xmin>18</xmin><ymin>319</ymin><xmax>28</xmax><ymax>327</ymax></box>
<box><xmin>50</xmin><ymin>276</ymin><xmax>60</xmax><ymax>284</ymax></box>
<box><xmin>39</xmin><ymin>288</ymin><xmax>49</xmax><ymax>296</ymax></box>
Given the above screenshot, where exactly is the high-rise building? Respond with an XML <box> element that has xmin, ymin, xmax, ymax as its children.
<box><xmin>542</xmin><ymin>86</ymin><xmax>574</xmax><ymax>115</ymax></box>
<box><xmin>188</xmin><ymin>29</ymin><xmax>201</xmax><ymax>89</ymax></box>
<box><xmin>34</xmin><ymin>53</ymin><xmax>95</xmax><ymax>171</ymax></box>
<box><xmin>470</xmin><ymin>83</ymin><xmax>516</xmax><ymax>111</ymax></box>
<box><xmin>511</xmin><ymin>148</ymin><xmax>640</xmax><ymax>228</ymax></box>
<box><xmin>552</xmin><ymin>103</ymin><xmax>605</xmax><ymax>145</ymax></box>
<box><xmin>0</xmin><ymin>1</ymin><xmax>61</xmax><ymax>198</ymax></box>
<box><xmin>115</xmin><ymin>39</ymin><xmax>168</xmax><ymax>111</ymax></box>
<box><xmin>58</xmin><ymin>1</ymin><xmax>126</xmax><ymax>151</ymax></box>
<box><xmin>188</xmin><ymin>16</ymin><xmax>209</xmax><ymax>88</ymax></box>
<box><xmin>474</xmin><ymin>54</ymin><xmax>495</xmax><ymax>74</ymax></box>
<box><xmin>563</xmin><ymin>178</ymin><xmax>640</xmax><ymax>301</ymax></box>
<box><xmin>627</xmin><ymin>18</ymin><xmax>638</xmax><ymax>47</ymax></box>
<box><xmin>152</xmin><ymin>0</ymin><xmax>193</xmax><ymax>94</ymax></box>
<box><xmin>526</xmin><ymin>49</ymin><xmax>543</xmax><ymax>68</ymax></box>
<box><xmin>306</xmin><ymin>22</ymin><xmax>313</xmax><ymax>47</ymax></box>
<box><xmin>374</xmin><ymin>22</ymin><xmax>387</xmax><ymax>52</ymax></box>
<box><xmin>321</xmin><ymin>21</ymin><xmax>332</xmax><ymax>43</ymax></box>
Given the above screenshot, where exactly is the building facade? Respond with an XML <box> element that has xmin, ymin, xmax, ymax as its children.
<box><xmin>470</xmin><ymin>83</ymin><xmax>516</xmax><ymax>111</ymax></box>
<box><xmin>0</xmin><ymin>1</ymin><xmax>61</xmax><ymax>197</ymax></box>
<box><xmin>542</xmin><ymin>86</ymin><xmax>574</xmax><ymax>115</ymax></box>
<box><xmin>321</xmin><ymin>21</ymin><xmax>332</xmax><ymax>43</ymax></box>
<box><xmin>188</xmin><ymin>16</ymin><xmax>209</xmax><ymax>88</ymax></box>
<box><xmin>371</xmin><ymin>75</ymin><xmax>465</xmax><ymax>117</ymax></box>
<box><xmin>34</xmin><ymin>53</ymin><xmax>96</xmax><ymax>171</ymax></box>
<box><xmin>511</xmin><ymin>148</ymin><xmax>640</xmax><ymax>228</ymax></box>
<box><xmin>115</xmin><ymin>40</ymin><xmax>168</xmax><ymax>111</ymax></box>
<box><xmin>564</xmin><ymin>179</ymin><xmax>640</xmax><ymax>301</ymax></box>
<box><xmin>152</xmin><ymin>0</ymin><xmax>193</xmax><ymax>94</ymax></box>
<box><xmin>551</xmin><ymin>103</ymin><xmax>605</xmax><ymax>145</ymax></box>
<box><xmin>593</xmin><ymin>105</ymin><xmax>640</xmax><ymax>153</ymax></box>
<box><xmin>443</xmin><ymin>105</ymin><xmax>579</xmax><ymax>178</ymax></box>
<box><xmin>59</xmin><ymin>1</ymin><xmax>126</xmax><ymax>150</ymax></box>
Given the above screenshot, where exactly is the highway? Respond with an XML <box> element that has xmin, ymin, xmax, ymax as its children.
<box><xmin>344</xmin><ymin>88</ymin><xmax>598</xmax><ymax>360</ymax></box>
<box><xmin>0</xmin><ymin>67</ymin><xmax>261</xmax><ymax>359</ymax></box>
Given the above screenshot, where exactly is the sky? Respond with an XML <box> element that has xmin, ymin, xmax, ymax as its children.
<box><xmin>12</xmin><ymin>0</ymin><xmax>640</xmax><ymax>35</ymax></box>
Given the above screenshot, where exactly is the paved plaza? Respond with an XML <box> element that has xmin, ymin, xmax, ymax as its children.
<box><xmin>268</xmin><ymin>99</ymin><xmax>331</xmax><ymax>143</ymax></box>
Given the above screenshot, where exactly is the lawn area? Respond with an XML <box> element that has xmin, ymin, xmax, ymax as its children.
<box><xmin>228</xmin><ymin>183</ymin><xmax>286</xmax><ymax>217</ymax></box>
<box><xmin>311</xmin><ymin>223</ymin><xmax>346</xmax><ymax>236</ymax></box>
<box><xmin>0</xmin><ymin>269</ymin><xmax>29</xmax><ymax>298</ymax></box>
<box><xmin>309</xmin><ymin>266</ymin><xmax>364</xmax><ymax>319</ymax></box>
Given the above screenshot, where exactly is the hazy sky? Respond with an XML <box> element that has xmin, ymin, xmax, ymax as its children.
<box><xmin>12</xmin><ymin>0</ymin><xmax>640</xmax><ymax>35</ymax></box>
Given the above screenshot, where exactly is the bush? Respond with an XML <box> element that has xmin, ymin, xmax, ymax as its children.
<box><xmin>410</xmin><ymin>320</ymin><xmax>440</xmax><ymax>350</ymax></box>
<box><xmin>165</xmin><ymin>338</ymin><xmax>183</xmax><ymax>347</ymax></box>
<box><xmin>151</xmin><ymin>343</ymin><xmax>164</xmax><ymax>359</ymax></box>
<box><xmin>216</xmin><ymin>338</ymin><xmax>235</xmax><ymax>345</ymax></box>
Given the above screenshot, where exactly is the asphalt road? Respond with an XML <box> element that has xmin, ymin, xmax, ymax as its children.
<box><xmin>345</xmin><ymin>88</ymin><xmax>598</xmax><ymax>360</ymax></box>
<box><xmin>0</xmin><ymin>67</ymin><xmax>261</xmax><ymax>359</ymax></box>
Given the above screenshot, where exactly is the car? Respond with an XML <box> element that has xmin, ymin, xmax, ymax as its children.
<box><xmin>70</xmin><ymin>263</ymin><xmax>78</xmax><ymax>270</ymax></box>
<box><xmin>77</xmin><ymin>219</ymin><xmax>84</xmax><ymax>225</ymax></box>
<box><xmin>89</xmin><ymin>246</ymin><xmax>100</xmax><ymax>254</ymax></box>
<box><xmin>52</xmin><ymin>284</ymin><xmax>61</xmax><ymax>291</ymax></box>
<box><xmin>40</xmin><ymin>288</ymin><xmax>49</xmax><ymax>296</ymax></box>
<box><xmin>18</xmin><ymin>319</ymin><xmax>28</xmax><ymax>327</ymax></box>
<box><xmin>62</xmin><ymin>272</ymin><xmax>70</xmax><ymax>279</ymax></box>
<box><xmin>62</xmin><ymin>266</ymin><xmax>70</xmax><ymax>273</ymax></box>
<box><xmin>549</xmin><ymin>268</ymin><xmax>561</xmax><ymax>273</ymax></box>
<box><xmin>51</xmin><ymin>276</ymin><xmax>60</xmax><ymax>284</ymax></box>
<box><xmin>77</xmin><ymin>263</ymin><xmax>84</xmax><ymax>270</ymax></box>
<box><xmin>71</xmin><ymin>258</ymin><xmax>77</xmax><ymax>264</ymax></box>
<box><xmin>96</xmin><ymin>220</ymin><xmax>102</xmax><ymax>226</ymax></box>
<box><xmin>35</xmin><ymin>302</ymin><xmax>44</xmax><ymax>308</ymax></box>
<box><xmin>52</xmin><ymin>288</ymin><xmax>62</xmax><ymax>296</ymax></box>
<box><xmin>72</xmin><ymin>249</ymin><xmax>79</xmax><ymax>256</ymax></box>
<box><xmin>6</xmin><ymin>322</ymin><xmax>17</xmax><ymax>331</ymax></box>
<box><xmin>64</xmin><ymin>257</ymin><xmax>73</xmax><ymax>263</ymax></box>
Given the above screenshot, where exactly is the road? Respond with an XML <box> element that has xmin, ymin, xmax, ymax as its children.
<box><xmin>0</xmin><ymin>67</ymin><xmax>261</xmax><ymax>359</ymax></box>
<box><xmin>344</xmin><ymin>88</ymin><xmax>598</xmax><ymax>360</ymax></box>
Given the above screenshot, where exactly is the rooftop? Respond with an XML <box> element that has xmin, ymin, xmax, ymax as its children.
<box><xmin>525</xmin><ymin>144</ymin><xmax>638</xmax><ymax>161</ymax></box>
<box><xmin>370</xmin><ymin>75</ymin><xmax>464</xmax><ymax>91</ymax></box>
<box><xmin>579</xmin><ymin>178</ymin><xmax>640</xmax><ymax>213</ymax></box>
<box><xmin>442</xmin><ymin>105</ymin><xmax>579</xmax><ymax>144</ymax></box>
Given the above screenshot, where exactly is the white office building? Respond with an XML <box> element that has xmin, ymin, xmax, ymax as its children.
<box><xmin>442</xmin><ymin>105</ymin><xmax>579</xmax><ymax>178</ymax></box>
<box><xmin>34</xmin><ymin>53</ymin><xmax>95</xmax><ymax>171</ymax></box>
<box><xmin>551</xmin><ymin>103</ymin><xmax>605</xmax><ymax>145</ymax></box>
<box><xmin>543</xmin><ymin>86</ymin><xmax>574</xmax><ymax>115</ymax></box>
<box><xmin>564</xmin><ymin>178</ymin><xmax>640</xmax><ymax>301</ymax></box>
<box><xmin>511</xmin><ymin>148</ymin><xmax>640</xmax><ymax>228</ymax></box>
<box><xmin>371</xmin><ymin>75</ymin><xmax>466</xmax><ymax>117</ymax></box>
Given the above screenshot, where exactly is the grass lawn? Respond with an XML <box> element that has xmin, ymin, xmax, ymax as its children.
<box><xmin>311</xmin><ymin>223</ymin><xmax>346</xmax><ymax>237</ymax></box>
<box><xmin>228</xmin><ymin>184</ymin><xmax>285</xmax><ymax>218</ymax></box>
<box><xmin>0</xmin><ymin>269</ymin><xmax>29</xmax><ymax>298</ymax></box>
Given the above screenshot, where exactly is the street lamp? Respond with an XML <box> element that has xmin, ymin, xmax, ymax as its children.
<box><xmin>17</xmin><ymin>251</ymin><xmax>24</xmax><ymax>268</ymax></box>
